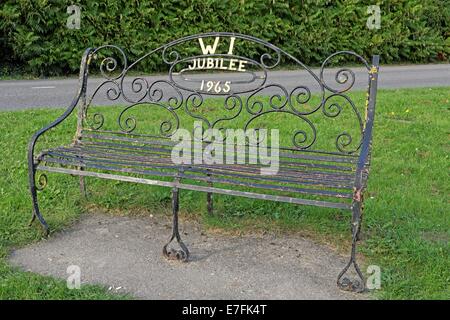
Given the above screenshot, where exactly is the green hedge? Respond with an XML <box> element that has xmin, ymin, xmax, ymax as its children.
<box><xmin>1</xmin><ymin>0</ymin><xmax>449</xmax><ymax>76</ymax></box>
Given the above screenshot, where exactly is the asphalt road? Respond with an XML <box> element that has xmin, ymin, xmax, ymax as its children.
<box><xmin>0</xmin><ymin>64</ymin><xmax>448</xmax><ymax>110</ymax></box>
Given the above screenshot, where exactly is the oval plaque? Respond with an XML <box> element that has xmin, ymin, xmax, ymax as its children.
<box><xmin>169</xmin><ymin>54</ymin><xmax>267</xmax><ymax>95</ymax></box>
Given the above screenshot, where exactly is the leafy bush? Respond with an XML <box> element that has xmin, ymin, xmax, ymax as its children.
<box><xmin>0</xmin><ymin>0</ymin><xmax>448</xmax><ymax>76</ymax></box>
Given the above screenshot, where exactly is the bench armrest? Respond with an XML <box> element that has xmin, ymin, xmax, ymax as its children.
<box><xmin>355</xmin><ymin>55</ymin><xmax>379</xmax><ymax>190</ymax></box>
<box><xmin>28</xmin><ymin>48</ymin><xmax>93</xmax><ymax>167</ymax></box>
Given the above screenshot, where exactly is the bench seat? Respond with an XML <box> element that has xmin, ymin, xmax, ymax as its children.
<box><xmin>36</xmin><ymin>136</ymin><xmax>363</xmax><ymax>210</ymax></box>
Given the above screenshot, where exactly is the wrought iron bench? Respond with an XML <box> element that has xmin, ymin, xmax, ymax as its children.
<box><xmin>28</xmin><ymin>33</ymin><xmax>379</xmax><ymax>293</ymax></box>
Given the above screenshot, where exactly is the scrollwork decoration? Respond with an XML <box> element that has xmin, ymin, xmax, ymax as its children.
<box><xmin>246</xmin><ymin>85</ymin><xmax>289</xmax><ymax>115</ymax></box>
<box><xmin>162</xmin><ymin>45</ymin><xmax>181</xmax><ymax>65</ymax></box>
<box><xmin>35</xmin><ymin>173</ymin><xmax>48</xmax><ymax>191</ymax></box>
<box><xmin>211</xmin><ymin>95</ymin><xmax>243</xmax><ymax>129</ymax></box>
<box><xmin>244</xmin><ymin>110</ymin><xmax>317</xmax><ymax>150</ymax></box>
<box><xmin>80</xmin><ymin>33</ymin><xmax>370</xmax><ymax>153</ymax></box>
<box><xmin>260</xmin><ymin>50</ymin><xmax>281</xmax><ymax>69</ymax></box>
<box><xmin>148</xmin><ymin>80</ymin><xmax>184</xmax><ymax>110</ymax></box>
<box><xmin>319</xmin><ymin>51</ymin><xmax>370</xmax><ymax>94</ymax></box>
<box><xmin>117</xmin><ymin>102</ymin><xmax>180</xmax><ymax>137</ymax></box>
<box><xmin>93</xmin><ymin>45</ymin><xmax>128</xmax><ymax>80</ymax></box>
<box><xmin>322</xmin><ymin>93</ymin><xmax>364</xmax><ymax>154</ymax></box>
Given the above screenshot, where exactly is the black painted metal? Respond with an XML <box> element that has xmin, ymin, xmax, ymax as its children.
<box><xmin>163</xmin><ymin>186</ymin><xmax>189</xmax><ymax>262</ymax></box>
<box><xmin>27</xmin><ymin>32</ymin><xmax>379</xmax><ymax>293</ymax></box>
<box><xmin>337</xmin><ymin>55</ymin><xmax>380</xmax><ymax>292</ymax></box>
<box><xmin>27</xmin><ymin>47</ymin><xmax>93</xmax><ymax>236</ymax></box>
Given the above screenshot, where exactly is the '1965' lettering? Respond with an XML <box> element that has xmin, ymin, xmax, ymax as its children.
<box><xmin>200</xmin><ymin>80</ymin><xmax>231</xmax><ymax>93</ymax></box>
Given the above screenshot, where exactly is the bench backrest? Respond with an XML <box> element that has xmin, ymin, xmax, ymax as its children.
<box><xmin>76</xmin><ymin>32</ymin><xmax>379</xmax><ymax>157</ymax></box>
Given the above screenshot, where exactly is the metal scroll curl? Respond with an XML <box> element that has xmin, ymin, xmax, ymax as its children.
<box><xmin>260</xmin><ymin>51</ymin><xmax>281</xmax><ymax>69</ymax></box>
<box><xmin>211</xmin><ymin>94</ymin><xmax>243</xmax><ymax>129</ymax></box>
<box><xmin>92</xmin><ymin>45</ymin><xmax>128</xmax><ymax>81</ymax></box>
<box><xmin>35</xmin><ymin>173</ymin><xmax>48</xmax><ymax>191</ymax></box>
<box><xmin>322</xmin><ymin>93</ymin><xmax>364</xmax><ymax>154</ymax></box>
<box><xmin>162</xmin><ymin>46</ymin><xmax>181</xmax><ymax>65</ymax></box>
<box><xmin>288</xmin><ymin>85</ymin><xmax>323</xmax><ymax>115</ymax></box>
<box><xmin>246</xmin><ymin>85</ymin><xmax>289</xmax><ymax>115</ymax></box>
<box><xmin>244</xmin><ymin>110</ymin><xmax>317</xmax><ymax>150</ymax></box>
<box><xmin>83</xmin><ymin>80</ymin><xmax>121</xmax><ymax>130</ymax></box>
<box><xmin>148</xmin><ymin>80</ymin><xmax>184</xmax><ymax>110</ymax></box>
<box><xmin>82</xmin><ymin>45</ymin><xmax>128</xmax><ymax>131</ymax></box>
<box><xmin>184</xmin><ymin>93</ymin><xmax>245</xmax><ymax>141</ymax></box>
<box><xmin>319</xmin><ymin>51</ymin><xmax>370</xmax><ymax>94</ymax></box>
<box><xmin>184</xmin><ymin>92</ymin><xmax>209</xmax><ymax>132</ymax></box>
<box><xmin>118</xmin><ymin>76</ymin><xmax>185</xmax><ymax>107</ymax></box>
<box><xmin>121</xmin><ymin>77</ymin><xmax>150</xmax><ymax>103</ymax></box>
<box><xmin>117</xmin><ymin>102</ymin><xmax>180</xmax><ymax>137</ymax></box>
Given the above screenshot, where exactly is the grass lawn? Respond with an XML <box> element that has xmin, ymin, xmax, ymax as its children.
<box><xmin>0</xmin><ymin>87</ymin><xmax>449</xmax><ymax>299</ymax></box>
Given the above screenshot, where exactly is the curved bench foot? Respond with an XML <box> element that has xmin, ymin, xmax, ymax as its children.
<box><xmin>337</xmin><ymin>256</ymin><xmax>365</xmax><ymax>293</ymax></box>
<box><xmin>162</xmin><ymin>187</ymin><xmax>189</xmax><ymax>262</ymax></box>
<box><xmin>163</xmin><ymin>242</ymin><xmax>189</xmax><ymax>262</ymax></box>
<box><xmin>337</xmin><ymin>202</ymin><xmax>365</xmax><ymax>293</ymax></box>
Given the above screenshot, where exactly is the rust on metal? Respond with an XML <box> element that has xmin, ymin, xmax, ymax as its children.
<box><xmin>353</xmin><ymin>187</ymin><xmax>363</xmax><ymax>202</ymax></box>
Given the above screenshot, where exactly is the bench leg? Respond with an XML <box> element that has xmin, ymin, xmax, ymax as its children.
<box><xmin>75</xmin><ymin>155</ymin><xmax>87</xmax><ymax>198</ymax></box>
<box><xmin>337</xmin><ymin>202</ymin><xmax>365</xmax><ymax>292</ymax></box>
<box><xmin>28</xmin><ymin>169</ymin><xmax>49</xmax><ymax>236</ymax></box>
<box><xmin>162</xmin><ymin>187</ymin><xmax>189</xmax><ymax>262</ymax></box>
<box><xmin>79</xmin><ymin>176</ymin><xmax>87</xmax><ymax>198</ymax></box>
<box><xmin>206</xmin><ymin>172</ymin><xmax>213</xmax><ymax>215</ymax></box>
<box><xmin>207</xmin><ymin>192</ymin><xmax>213</xmax><ymax>215</ymax></box>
